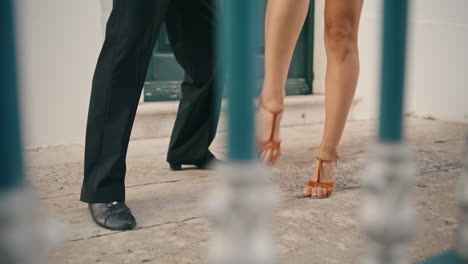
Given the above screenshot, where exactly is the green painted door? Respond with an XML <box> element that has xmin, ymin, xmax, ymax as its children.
<box><xmin>144</xmin><ymin>1</ymin><xmax>314</xmax><ymax>102</ymax></box>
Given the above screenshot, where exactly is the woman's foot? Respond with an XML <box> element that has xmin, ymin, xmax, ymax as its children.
<box><xmin>303</xmin><ymin>153</ymin><xmax>339</xmax><ymax>198</ymax></box>
<box><xmin>256</xmin><ymin>101</ymin><xmax>284</xmax><ymax>164</ymax></box>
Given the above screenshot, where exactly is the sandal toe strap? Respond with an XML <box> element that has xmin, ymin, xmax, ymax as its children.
<box><xmin>307</xmin><ymin>181</ymin><xmax>334</xmax><ymax>192</ymax></box>
<box><xmin>258</xmin><ymin>140</ymin><xmax>281</xmax><ymax>151</ymax></box>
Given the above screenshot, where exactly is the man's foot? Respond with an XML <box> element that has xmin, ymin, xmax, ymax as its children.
<box><xmin>256</xmin><ymin>102</ymin><xmax>284</xmax><ymax>164</ymax></box>
<box><xmin>303</xmin><ymin>156</ymin><xmax>339</xmax><ymax>198</ymax></box>
<box><xmin>169</xmin><ymin>152</ymin><xmax>221</xmax><ymax>171</ymax></box>
<box><xmin>89</xmin><ymin>201</ymin><xmax>136</xmax><ymax>231</ymax></box>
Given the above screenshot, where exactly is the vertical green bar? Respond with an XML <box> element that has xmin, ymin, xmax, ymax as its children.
<box><xmin>379</xmin><ymin>0</ymin><xmax>409</xmax><ymax>142</ymax></box>
<box><xmin>220</xmin><ymin>0</ymin><xmax>258</xmax><ymax>161</ymax></box>
<box><xmin>0</xmin><ymin>0</ymin><xmax>24</xmax><ymax>190</ymax></box>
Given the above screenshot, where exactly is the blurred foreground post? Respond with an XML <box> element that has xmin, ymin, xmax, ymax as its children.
<box><xmin>0</xmin><ymin>1</ymin><xmax>51</xmax><ymax>263</ymax></box>
<box><xmin>206</xmin><ymin>0</ymin><xmax>277</xmax><ymax>263</ymax></box>
<box><xmin>361</xmin><ymin>1</ymin><xmax>415</xmax><ymax>264</ymax></box>
<box><xmin>1</xmin><ymin>0</ymin><xmax>23</xmax><ymax>192</ymax></box>
<box><xmin>455</xmin><ymin>136</ymin><xmax>468</xmax><ymax>260</ymax></box>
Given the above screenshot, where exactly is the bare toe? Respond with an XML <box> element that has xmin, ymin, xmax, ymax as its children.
<box><xmin>317</xmin><ymin>187</ymin><xmax>323</xmax><ymax>197</ymax></box>
<box><xmin>262</xmin><ymin>149</ymin><xmax>270</xmax><ymax>162</ymax></box>
<box><xmin>303</xmin><ymin>186</ymin><xmax>311</xmax><ymax>196</ymax></box>
<box><xmin>311</xmin><ymin>187</ymin><xmax>318</xmax><ymax>197</ymax></box>
<box><xmin>271</xmin><ymin>148</ymin><xmax>279</xmax><ymax>163</ymax></box>
<box><xmin>322</xmin><ymin>188</ymin><xmax>328</xmax><ymax>197</ymax></box>
<box><xmin>264</xmin><ymin>149</ymin><xmax>272</xmax><ymax>163</ymax></box>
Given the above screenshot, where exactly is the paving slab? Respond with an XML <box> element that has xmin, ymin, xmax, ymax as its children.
<box><xmin>272</xmin><ymin>146</ymin><xmax>462</xmax><ymax>195</ymax></box>
<box><xmin>127</xmin><ymin>137</ymin><xmax>170</xmax><ymax>158</ymax></box>
<box><xmin>43</xmin><ymin>176</ymin><xmax>214</xmax><ymax>242</ymax></box>
<box><xmin>28</xmin><ymin>154</ymin><xmax>211</xmax><ymax>199</ymax></box>
<box><xmin>25</xmin><ymin>144</ymin><xmax>84</xmax><ymax>167</ymax></box>
<box><xmin>49</xmin><ymin>218</ymin><xmax>213</xmax><ymax>264</ymax></box>
<box><xmin>404</xmin><ymin>118</ymin><xmax>467</xmax><ymax>145</ymax></box>
<box><xmin>47</xmin><ymin>168</ymin><xmax>460</xmax><ymax>264</ymax></box>
<box><xmin>22</xmin><ymin>117</ymin><xmax>467</xmax><ymax>263</ymax></box>
<box><xmin>419</xmin><ymin>139</ymin><xmax>466</xmax><ymax>155</ymax></box>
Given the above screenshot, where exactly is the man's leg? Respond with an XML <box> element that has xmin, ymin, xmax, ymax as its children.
<box><xmin>165</xmin><ymin>0</ymin><xmax>221</xmax><ymax>166</ymax></box>
<box><xmin>81</xmin><ymin>0</ymin><xmax>170</xmax><ymax>203</ymax></box>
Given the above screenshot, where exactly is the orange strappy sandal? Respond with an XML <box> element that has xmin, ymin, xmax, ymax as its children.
<box><xmin>257</xmin><ymin>104</ymin><xmax>284</xmax><ymax>165</ymax></box>
<box><xmin>304</xmin><ymin>156</ymin><xmax>340</xmax><ymax>199</ymax></box>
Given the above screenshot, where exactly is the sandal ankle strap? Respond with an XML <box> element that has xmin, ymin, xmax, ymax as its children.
<box><xmin>316</xmin><ymin>155</ymin><xmax>340</xmax><ymax>163</ymax></box>
<box><xmin>314</xmin><ymin>155</ymin><xmax>339</xmax><ymax>183</ymax></box>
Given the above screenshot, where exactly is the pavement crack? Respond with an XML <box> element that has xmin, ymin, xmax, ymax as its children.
<box><xmin>40</xmin><ymin>176</ymin><xmax>209</xmax><ymax>200</ymax></box>
<box><xmin>62</xmin><ymin>216</ymin><xmax>204</xmax><ymax>244</ymax></box>
<box><xmin>64</xmin><ymin>231</ymin><xmax>122</xmax><ymax>244</ymax></box>
<box><xmin>138</xmin><ymin>216</ymin><xmax>204</xmax><ymax>231</ymax></box>
<box><xmin>336</xmin><ymin>186</ymin><xmax>361</xmax><ymax>192</ymax></box>
<box><xmin>125</xmin><ymin>176</ymin><xmax>209</xmax><ymax>189</ymax></box>
<box><xmin>418</xmin><ymin>166</ymin><xmax>462</xmax><ymax>175</ymax></box>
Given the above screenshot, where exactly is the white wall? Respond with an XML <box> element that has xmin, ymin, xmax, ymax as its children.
<box><xmin>15</xmin><ymin>0</ymin><xmax>102</xmax><ymax>147</ymax></box>
<box><xmin>313</xmin><ymin>0</ymin><xmax>468</xmax><ymax>122</ymax></box>
<box><xmin>406</xmin><ymin>0</ymin><xmax>468</xmax><ymax>122</ymax></box>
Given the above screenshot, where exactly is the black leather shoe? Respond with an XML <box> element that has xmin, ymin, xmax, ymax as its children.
<box><xmin>195</xmin><ymin>156</ymin><xmax>221</xmax><ymax>170</ymax></box>
<box><xmin>169</xmin><ymin>153</ymin><xmax>221</xmax><ymax>171</ymax></box>
<box><xmin>89</xmin><ymin>201</ymin><xmax>136</xmax><ymax>231</ymax></box>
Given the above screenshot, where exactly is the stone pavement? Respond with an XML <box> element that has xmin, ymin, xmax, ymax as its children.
<box><xmin>26</xmin><ymin>117</ymin><xmax>467</xmax><ymax>264</ymax></box>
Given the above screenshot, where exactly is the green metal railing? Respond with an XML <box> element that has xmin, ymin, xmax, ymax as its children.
<box><xmin>219</xmin><ymin>0</ymin><xmax>259</xmax><ymax>162</ymax></box>
<box><xmin>420</xmin><ymin>252</ymin><xmax>466</xmax><ymax>264</ymax></box>
<box><xmin>378</xmin><ymin>0</ymin><xmax>408</xmax><ymax>142</ymax></box>
<box><xmin>0</xmin><ymin>0</ymin><xmax>24</xmax><ymax>191</ymax></box>
<box><xmin>374</xmin><ymin>0</ymin><xmax>466</xmax><ymax>263</ymax></box>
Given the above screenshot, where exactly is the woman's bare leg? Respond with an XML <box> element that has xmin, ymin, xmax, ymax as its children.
<box><xmin>257</xmin><ymin>0</ymin><xmax>310</xmax><ymax>163</ymax></box>
<box><xmin>304</xmin><ymin>0</ymin><xmax>363</xmax><ymax>197</ymax></box>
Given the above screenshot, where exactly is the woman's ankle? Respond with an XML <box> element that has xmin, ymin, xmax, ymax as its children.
<box><xmin>318</xmin><ymin>145</ymin><xmax>338</xmax><ymax>160</ymax></box>
<box><xmin>260</xmin><ymin>83</ymin><xmax>285</xmax><ymax>110</ymax></box>
<box><xmin>259</xmin><ymin>95</ymin><xmax>285</xmax><ymax>112</ymax></box>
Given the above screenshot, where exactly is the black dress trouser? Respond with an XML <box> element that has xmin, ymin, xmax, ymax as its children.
<box><xmin>80</xmin><ymin>0</ymin><xmax>220</xmax><ymax>203</ymax></box>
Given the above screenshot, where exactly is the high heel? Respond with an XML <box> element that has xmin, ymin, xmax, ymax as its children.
<box><xmin>169</xmin><ymin>152</ymin><xmax>220</xmax><ymax>171</ymax></box>
<box><xmin>257</xmin><ymin>103</ymin><xmax>284</xmax><ymax>165</ymax></box>
<box><xmin>304</xmin><ymin>156</ymin><xmax>340</xmax><ymax>198</ymax></box>
<box><xmin>169</xmin><ymin>163</ymin><xmax>182</xmax><ymax>171</ymax></box>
